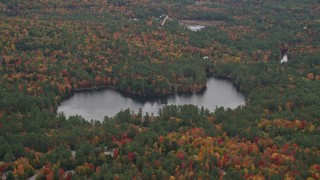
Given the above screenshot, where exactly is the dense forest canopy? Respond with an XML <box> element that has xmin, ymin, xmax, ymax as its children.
<box><xmin>0</xmin><ymin>0</ymin><xmax>320</xmax><ymax>179</ymax></box>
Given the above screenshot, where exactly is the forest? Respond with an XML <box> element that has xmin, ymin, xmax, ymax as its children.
<box><xmin>0</xmin><ymin>0</ymin><xmax>320</xmax><ymax>179</ymax></box>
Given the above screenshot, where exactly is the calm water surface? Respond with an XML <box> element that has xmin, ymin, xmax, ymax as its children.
<box><xmin>58</xmin><ymin>77</ymin><xmax>245</xmax><ymax>120</ymax></box>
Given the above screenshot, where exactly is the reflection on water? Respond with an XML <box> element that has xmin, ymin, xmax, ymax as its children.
<box><xmin>58</xmin><ymin>77</ymin><xmax>245</xmax><ymax>120</ymax></box>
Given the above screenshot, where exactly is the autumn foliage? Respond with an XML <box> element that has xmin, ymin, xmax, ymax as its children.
<box><xmin>0</xmin><ymin>0</ymin><xmax>320</xmax><ymax>179</ymax></box>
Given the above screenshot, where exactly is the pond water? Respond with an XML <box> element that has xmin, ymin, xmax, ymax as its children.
<box><xmin>179</xmin><ymin>20</ymin><xmax>225</xmax><ymax>32</ymax></box>
<box><xmin>281</xmin><ymin>54</ymin><xmax>288</xmax><ymax>63</ymax></box>
<box><xmin>58</xmin><ymin>77</ymin><xmax>245</xmax><ymax>121</ymax></box>
<box><xmin>188</xmin><ymin>25</ymin><xmax>205</xmax><ymax>31</ymax></box>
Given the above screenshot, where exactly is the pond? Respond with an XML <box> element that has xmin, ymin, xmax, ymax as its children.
<box><xmin>58</xmin><ymin>77</ymin><xmax>245</xmax><ymax>121</ymax></box>
<box><xmin>188</xmin><ymin>25</ymin><xmax>205</xmax><ymax>31</ymax></box>
<box><xmin>179</xmin><ymin>20</ymin><xmax>225</xmax><ymax>31</ymax></box>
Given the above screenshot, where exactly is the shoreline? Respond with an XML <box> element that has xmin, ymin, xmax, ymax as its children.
<box><xmin>60</xmin><ymin>73</ymin><xmax>244</xmax><ymax>101</ymax></box>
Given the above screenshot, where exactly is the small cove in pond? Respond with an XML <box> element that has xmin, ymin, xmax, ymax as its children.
<box><xmin>58</xmin><ymin>77</ymin><xmax>245</xmax><ymax>121</ymax></box>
